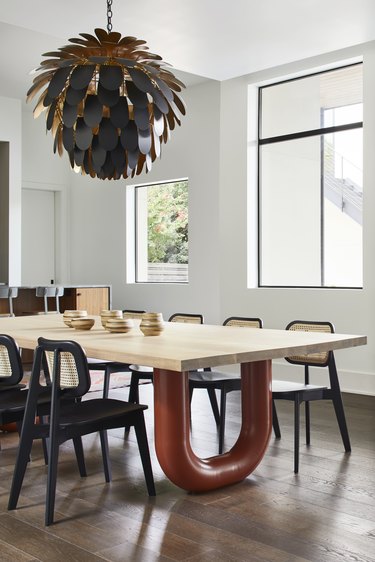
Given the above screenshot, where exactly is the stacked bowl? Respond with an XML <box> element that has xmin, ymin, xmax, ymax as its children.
<box><xmin>100</xmin><ymin>309</ymin><xmax>123</xmax><ymax>328</ymax></box>
<box><xmin>63</xmin><ymin>310</ymin><xmax>88</xmax><ymax>327</ymax></box>
<box><xmin>105</xmin><ymin>317</ymin><xmax>134</xmax><ymax>333</ymax></box>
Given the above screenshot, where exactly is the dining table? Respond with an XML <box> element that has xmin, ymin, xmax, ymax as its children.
<box><xmin>0</xmin><ymin>313</ymin><xmax>366</xmax><ymax>492</ymax></box>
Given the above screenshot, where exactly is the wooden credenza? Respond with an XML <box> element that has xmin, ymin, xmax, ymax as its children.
<box><xmin>60</xmin><ymin>287</ymin><xmax>111</xmax><ymax>316</ymax></box>
<box><xmin>0</xmin><ymin>285</ymin><xmax>111</xmax><ymax>316</ymax></box>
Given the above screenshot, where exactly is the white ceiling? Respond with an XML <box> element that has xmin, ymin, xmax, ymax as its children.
<box><xmin>1</xmin><ymin>0</ymin><xmax>375</xmax><ymax>100</ymax></box>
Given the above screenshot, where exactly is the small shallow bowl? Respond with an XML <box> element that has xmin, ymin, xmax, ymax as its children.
<box><xmin>70</xmin><ymin>317</ymin><xmax>95</xmax><ymax>331</ymax></box>
<box><xmin>105</xmin><ymin>318</ymin><xmax>134</xmax><ymax>333</ymax></box>
<box><xmin>63</xmin><ymin>310</ymin><xmax>87</xmax><ymax>327</ymax></box>
<box><xmin>100</xmin><ymin>310</ymin><xmax>123</xmax><ymax>327</ymax></box>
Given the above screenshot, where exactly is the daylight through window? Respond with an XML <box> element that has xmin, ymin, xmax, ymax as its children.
<box><xmin>135</xmin><ymin>179</ymin><xmax>188</xmax><ymax>283</ymax></box>
<box><xmin>258</xmin><ymin>63</ymin><xmax>363</xmax><ymax>288</ymax></box>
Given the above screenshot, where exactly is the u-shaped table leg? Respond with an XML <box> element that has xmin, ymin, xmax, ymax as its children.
<box><xmin>153</xmin><ymin>360</ymin><xmax>272</xmax><ymax>492</ymax></box>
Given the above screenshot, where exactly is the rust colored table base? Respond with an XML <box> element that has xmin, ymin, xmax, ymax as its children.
<box><xmin>153</xmin><ymin>360</ymin><xmax>272</xmax><ymax>492</ymax></box>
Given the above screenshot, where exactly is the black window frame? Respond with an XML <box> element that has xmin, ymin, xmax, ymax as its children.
<box><xmin>257</xmin><ymin>62</ymin><xmax>363</xmax><ymax>289</ymax></box>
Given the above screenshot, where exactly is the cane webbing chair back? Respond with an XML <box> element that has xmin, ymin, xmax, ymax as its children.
<box><xmin>0</xmin><ymin>346</ymin><xmax>12</xmax><ymax>378</ymax></box>
<box><xmin>169</xmin><ymin>313</ymin><xmax>204</xmax><ymax>324</ymax></box>
<box><xmin>286</xmin><ymin>321</ymin><xmax>334</xmax><ymax>366</ymax></box>
<box><xmin>41</xmin><ymin>339</ymin><xmax>91</xmax><ymax>397</ymax></box>
<box><xmin>0</xmin><ymin>335</ymin><xmax>24</xmax><ymax>386</ymax></box>
<box><xmin>224</xmin><ymin>317</ymin><xmax>263</xmax><ymax>329</ymax></box>
<box><xmin>45</xmin><ymin>351</ymin><xmax>81</xmax><ymax>389</ymax></box>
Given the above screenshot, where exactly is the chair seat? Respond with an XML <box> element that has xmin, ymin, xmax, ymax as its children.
<box><xmin>57</xmin><ymin>398</ymin><xmax>147</xmax><ymax>426</ymax></box>
<box><xmin>272</xmin><ymin>380</ymin><xmax>327</xmax><ymax>393</ymax></box>
<box><xmin>0</xmin><ymin>389</ymin><xmax>30</xmax><ymax>414</ymax></box>
<box><xmin>0</xmin><ymin>388</ymin><xmax>52</xmax><ymax>421</ymax></box>
<box><xmin>0</xmin><ymin>383</ymin><xmax>27</xmax><ymax>392</ymax></box>
<box><xmin>86</xmin><ymin>358</ymin><xmax>131</xmax><ymax>399</ymax></box>
<box><xmin>87</xmin><ymin>358</ymin><xmax>129</xmax><ymax>370</ymax></box>
<box><xmin>129</xmin><ymin>364</ymin><xmax>153</xmax><ymax>374</ymax></box>
<box><xmin>189</xmin><ymin>371</ymin><xmax>240</xmax><ymax>385</ymax></box>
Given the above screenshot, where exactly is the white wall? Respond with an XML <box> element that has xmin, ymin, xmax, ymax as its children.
<box><xmin>68</xmin><ymin>80</ymin><xmax>222</xmax><ymax>322</ymax></box>
<box><xmin>220</xmin><ymin>43</ymin><xmax>375</xmax><ymax>394</ymax></box>
<box><xmin>0</xmin><ymin>96</ymin><xmax>22</xmax><ymax>284</ymax></box>
<box><xmin>22</xmin><ymin>108</ymin><xmax>71</xmax><ymax>283</ymax></box>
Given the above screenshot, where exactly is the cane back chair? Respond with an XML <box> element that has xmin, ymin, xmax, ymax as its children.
<box><xmin>272</xmin><ymin>320</ymin><xmax>351</xmax><ymax>473</ymax></box>
<box><xmin>189</xmin><ymin>316</ymin><xmax>263</xmax><ymax>454</ymax></box>
<box><xmin>8</xmin><ymin>337</ymin><xmax>155</xmax><ymax>526</ymax></box>
<box><xmin>127</xmin><ymin>312</ymin><xmax>204</xmax><ymax>404</ymax></box>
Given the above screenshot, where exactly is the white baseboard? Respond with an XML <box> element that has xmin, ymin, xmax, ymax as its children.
<box><xmin>272</xmin><ymin>361</ymin><xmax>375</xmax><ymax>396</ymax></box>
<box><xmin>216</xmin><ymin>362</ymin><xmax>375</xmax><ymax>396</ymax></box>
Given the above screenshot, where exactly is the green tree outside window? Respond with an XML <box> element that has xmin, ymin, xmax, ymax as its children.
<box><xmin>146</xmin><ymin>180</ymin><xmax>188</xmax><ymax>264</ymax></box>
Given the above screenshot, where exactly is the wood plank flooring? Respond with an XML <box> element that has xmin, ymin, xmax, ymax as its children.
<box><xmin>0</xmin><ymin>383</ymin><xmax>374</xmax><ymax>561</ymax></box>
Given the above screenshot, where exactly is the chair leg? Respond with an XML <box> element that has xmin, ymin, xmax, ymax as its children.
<box><xmin>39</xmin><ymin>416</ymin><xmax>49</xmax><ymax>465</ymax></box>
<box><xmin>305</xmin><ymin>401</ymin><xmax>311</xmax><ymax>445</ymax></box>
<box><xmin>73</xmin><ymin>437</ymin><xmax>87</xmax><ymax>477</ymax></box>
<box><xmin>218</xmin><ymin>390</ymin><xmax>227</xmax><ymax>454</ymax></box>
<box><xmin>125</xmin><ymin>374</ymin><xmax>141</xmax><ymax>435</ymax></box>
<box><xmin>99</xmin><ymin>430</ymin><xmax>112</xmax><ymax>483</ymax></box>
<box><xmin>331</xmin><ymin>392</ymin><xmax>351</xmax><ymax>452</ymax></box>
<box><xmin>328</xmin><ymin>359</ymin><xmax>351</xmax><ymax>452</ymax></box>
<box><xmin>133</xmin><ymin>413</ymin><xmax>156</xmax><ymax>496</ymax></box>
<box><xmin>294</xmin><ymin>396</ymin><xmax>301</xmax><ymax>474</ymax></box>
<box><xmin>8</xmin><ymin>432</ymin><xmax>35</xmax><ymax>510</ymax></box>
<box><xmin>45</xmin><ymin>433</ymin><xmax>60</xmax><ymax>526</ymax></box>
<box><xmin>103</xmin><ymin>367</ymin><xmax>111</xmax><ymax>399</ymax></box>
<box><xmin>189</xmin><ymin>385</ymin><xmax>193</xmax><ymax>426</ymax></box>
<box><xmin>207</xmin><ymin>388</ymin><xmax>220</xmax><ymax>426</ymax></box>
<box><xmin>128</xmin><ymin>374</ymin><xmax>140</xmax><ymax>404</ymax></box>
<box><xmin>15</xmin><ymin>420</ymin><xmax>33</xmax><ymax>462</ymax></box>
<box><xmin>272</xmin><ymin>400</ymin><xmax>281</xmax><ymax>439</ymax></box>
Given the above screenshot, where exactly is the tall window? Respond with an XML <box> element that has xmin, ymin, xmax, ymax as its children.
<box><xmin>135</xmin><ymin>179</ymin><xmax>188</xmax><ymax>283</ymax></box>
<box><xmin>258</xmin><ymin>63</ymin><xmax>363</xmax><ymax>288</ymax></box>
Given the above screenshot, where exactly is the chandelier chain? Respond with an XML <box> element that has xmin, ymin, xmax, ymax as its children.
<box><xmin>107</xmin><ymin>0</ymin><xmax>113</xmax><ymax>32</ymax></box>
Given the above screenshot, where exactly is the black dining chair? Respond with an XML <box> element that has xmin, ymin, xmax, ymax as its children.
<box><xmin>127</xmin><ymin>312</ymin><xmax>204</xmax><ymax>405</ymax></box>
<box><xmin>86</xmin><ymin>309</ymin><xmax>147</xmax><ymax>398</ymax></box>
<box><xmin>8</xmin><ymin>337</ymin><xmax>155</xmax><ymax>526</ymax></box>
<box><xmin>0</xmin><ymin>334</ymin><xmax>29</xmax><ymax>434</ymax></box>
<box><xmin>272</xmin><ymin>320</ymin><xmax>351</xmax><ymax>473</ymax></box>
<box><xmin>0</xmin><ymin>333</ymin><xmax>27</xmax><ymax>393</ymax></box>
<box><xmin>124</xmin><ymin>313</ymin><xmax>204</xmax><ymax>434</ymax></box>
<box><xmin>0</xmin><ymin>334</ymin><xmax>52</xmax><ymax>460</ymax></box>
<box><xmin>189</xmin><ymin>316</ymin><xmax>263</xmax><ymax>454</ymax></box>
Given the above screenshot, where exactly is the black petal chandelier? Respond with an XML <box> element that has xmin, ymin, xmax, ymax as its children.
<box><xmin>27</xmin><ymin>0</ymin><xmax>186</xmax><ymax>180</ymax></box>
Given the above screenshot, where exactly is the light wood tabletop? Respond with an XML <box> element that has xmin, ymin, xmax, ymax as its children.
<box><xmin>0</xmin><ymin>313</ymin><xmax>366</xmax><ymax>371</ymax></box>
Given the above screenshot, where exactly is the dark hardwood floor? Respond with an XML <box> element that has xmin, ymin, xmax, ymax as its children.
<box><xmin>0</xmin><ymin>382</ymin><xmax>374</xmax><ymax>561</ymax></box>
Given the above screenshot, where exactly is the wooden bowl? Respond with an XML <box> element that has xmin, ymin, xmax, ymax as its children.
<box><xmin>63</xmin><ymin>310</ymin><xmax>87</xmax><ymax>327</ymax></box>
<box><xmin>70</xmin><ymin>317</ymin><xmax>95</xmax><ymax>331</ymax></box>
<box><xmin>105</xmin><ymin>318</ymin><xmax>134</xmax><ymax>333</ymax></box>
<box><xmin>140</xmin><ymin>312</ymin><xmax>164</xmax><ymax>336</ymax></box>
<box><xmin>100</xmin><ymin>310</ymin><xmax>123</xmax><ymax>327</ymax></box>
